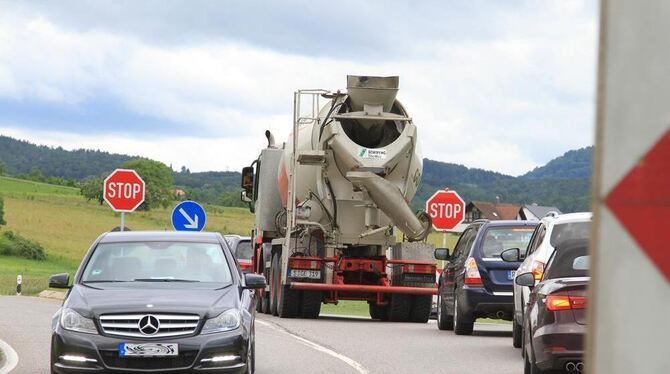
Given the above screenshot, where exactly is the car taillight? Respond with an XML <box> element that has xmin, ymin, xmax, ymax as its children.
<box><xmin>546</xmin><ymin>295</ymin><xmax>587</xmax><ymax>311</ymax></box>
<box><xmin>531</xmin><ymin>260</ymin><xmax>545</xmax><ymax>280</ymax></box>
<box><xmin>464</xmin><ymin>257</ymin><xmax>483</xmax><ymax>286</ymax></box>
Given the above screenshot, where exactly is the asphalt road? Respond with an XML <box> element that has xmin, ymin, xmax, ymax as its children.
<box><xmin>0</xmin><ymin>296</ymin><xmax>522</xmax><ymax>373</ymax></box>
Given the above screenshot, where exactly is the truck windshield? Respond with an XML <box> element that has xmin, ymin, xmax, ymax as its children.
<box><xmin>81</xmin><ymin>242</ymin><xmax>233</xmax><ymax>285</ymax></box>
<box><xmin>235</xmin><ymin>240</ymin><xmax>253</xmax><ymax>260</ymax></box>
<box><xmin>481</xmin><ymin>227</ymin><xmax>535</xmax><ymax>259</ymax></box>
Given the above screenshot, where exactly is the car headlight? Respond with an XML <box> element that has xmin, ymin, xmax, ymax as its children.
<box><xmin>60</xmin><ymin>308</ymin><xmax>98</xmax><ymax>334</ymax></box>
<box><xmin>201</xmin><ymin>310</ymin><xmax>240</xmax><ymax>334</ymax></box>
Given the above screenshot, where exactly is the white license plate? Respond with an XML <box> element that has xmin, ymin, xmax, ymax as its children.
<box><xmin>507</xmin><ymin>271</ymin><xmax>516</xmax><ymax>280</ymax></box>
<box><xmin>289</xmin><ymin>269</ymin><xmax>321</xmax><ymax>279</ymax></box>
<box><xmin>119</xmin><ymin>343</ymin><xmax>178</xmax><ymax>357</ymax></box>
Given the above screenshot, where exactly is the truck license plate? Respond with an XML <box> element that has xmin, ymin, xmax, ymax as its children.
<box><xmin>119</xmin><ymin>343</ymin><xmax>178</xmax><ymax>357</ymax></box>
<box><xmin>289</xmin><ymin>269</ymin><xmax>321</xmax><ymax>279</ymax></box>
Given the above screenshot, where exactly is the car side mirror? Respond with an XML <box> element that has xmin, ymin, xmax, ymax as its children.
<box><xmin>49</xmin><ymin>273</ymin><xmax>70</xmax><ymax>289</ymax></box>
<box><xmin>515</xmin><ymin>272</ymin><xmax>535</xmax><ymax>288</ymax></box>
<box><xmin>434</xmin><ymin>248</ymin><xmax>451</xmax><ymax>261</ymax></box>
<box><xmin>501</xmin><ymin>248</ymin><xmax>521</xmax><ymax>262</ymax></box>
<box><xmin>243</xmin><ymin>273</ymin><xmax>266</xmax><ymax>289</ymax></box>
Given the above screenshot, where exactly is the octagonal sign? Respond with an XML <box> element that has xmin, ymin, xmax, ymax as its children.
<box><xmin>426</xmin><ymin>190</ymin><xmax>465</xmax><ymax>231</ymax></box>
<box><xmin>103</xmin><ymin>169</ymin><xmax>146</xmax><ymax>212</ymax></box>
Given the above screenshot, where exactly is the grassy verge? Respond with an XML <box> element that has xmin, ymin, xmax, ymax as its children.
<box><xmin>320</xmin><ymin>300</ymin><xmax>370</xmax><ymax>317</ymax></box>
<box><xmin>0</xmin><ymin>255</ymin><xmax>78</xmax><ymax>295</ymax></box>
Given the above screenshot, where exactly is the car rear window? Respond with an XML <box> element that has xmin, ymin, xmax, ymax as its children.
<box><xmin>480</xmin><ymin>227</ymin><xmax>535</xmax><ymax>259</ymax></box>
<box><xmin>235</xmin><ymin>240</ymin><xmax>253</xmax><ymax>260</ymax></box>
<box><xmin>544</xmin><ymin>240</ymin><xmax>589</xmax><ymax>279</ymax></box>
<box><xmin>549</xmin><ymin>221</ymin><xmax>591</xmax><ymax>247</ymax></box>
<box><xmin>82</xmin><ymin>241</ymin><xmax>233</xmax><ymax>285</ymax></box>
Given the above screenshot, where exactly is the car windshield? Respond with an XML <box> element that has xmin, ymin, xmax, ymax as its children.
<box><xmin>81</xmin><ymin>241</ymin><xmax>233</xmax><ymax>285</ymax></box>
<box><xmin>481</xmin><ymin>226</ymin><xmax>535</xmax><ymax>259</ymax></box>
<box><xmin>544</xmin><ymin>240</ymin><xmax>589</xmax><ymax>279</ymax></box>
<box><xmin>549</xmin><ymin>221</ymin><xmax>591</xmax><ymax>247</ymax></box>
<box><xmin>235</xmin><ymin>240</ymin><xmax>253</xmax><ymax>260</ymax></box>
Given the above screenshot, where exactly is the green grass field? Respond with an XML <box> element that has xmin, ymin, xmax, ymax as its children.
<box><xmin>0</xmin><ymin>176</ymin><xmax>254</xmax><ymax>295</ymax></box>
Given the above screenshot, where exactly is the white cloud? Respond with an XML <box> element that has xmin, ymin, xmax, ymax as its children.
<box><xmin>0</xmin><ymin>1</ymin><xmax>598</xmax><ymax>176</ymax></box>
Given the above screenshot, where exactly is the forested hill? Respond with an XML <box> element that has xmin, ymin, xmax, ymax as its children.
<box><xmin>522</xmin><ymin>147</ymin><xmax>593</xmax><ymax>179</ymax></box>
<box><xmin>0</xmin><ymin>135</ymin><xmax>592</xmax><ymax>212</ymax></box>
<box><xmin>414</xmin><ymin>151</ymin><xmax>592</xmax><ymax>212</ymax></box>
<box><xmin>0</xmin><ymin>135</ymin><xmax>134</xmax><ymax>179</ymax></box>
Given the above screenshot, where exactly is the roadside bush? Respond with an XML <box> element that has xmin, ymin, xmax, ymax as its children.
<box><xmin>0</xmin><ymin>230</ymin><xmax>46</xmax><ymax>260</ymax></box>
<box><xmin>0</xmin><ymin>196</ymin><xmax>5</xmax><ymax>225</ymax></box>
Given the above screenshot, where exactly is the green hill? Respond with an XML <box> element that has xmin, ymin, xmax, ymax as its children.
<box><xmin>523</xmin><ymin>147</ymin><xmax>593</xmax><ymax>179</ymax></box>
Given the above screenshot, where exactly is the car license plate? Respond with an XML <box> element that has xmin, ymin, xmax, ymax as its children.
<box><xmin>507</xmin><ymin>270</ymin><xmax>516</xmax><ymax>280</ymax></box>
<box><xmin>289</xmin><ymin>269</ymin><xmax>321</xmax><ymax>279</ymax></box>
<box><xmin>119</xmin><ymin>343</ymin><xmax>178</xmax><ymax>357</ymax></box>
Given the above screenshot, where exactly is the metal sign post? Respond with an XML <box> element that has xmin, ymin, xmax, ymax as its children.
<box><xmin>16</xmin><ymin>274</ymin><xmax>22</xmax><ymax>295</ymax></box>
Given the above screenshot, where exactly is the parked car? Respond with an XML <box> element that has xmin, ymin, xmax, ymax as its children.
<box><xmin>516</xmin><ymin>239</ymin><xmax>589</xmax><ymax>373</ymax></box>
<box><xmin>435</xmin><ymin>220</ymin><xmax>537</xmax><ymax>335</ymax></box>
<box><xmin>225</xmin><ymin>235</ymin><xmax>253</xmax><ymax>273</ymax></box>
<box><xmin>503</xmin><ymin>212</ymin><xmax>592</xmax><ymax>348</ymax></box>
<box><xmin>49</xmin><ymin>231</ymin><xmax>266</xmax><ymax>374</ymax></box>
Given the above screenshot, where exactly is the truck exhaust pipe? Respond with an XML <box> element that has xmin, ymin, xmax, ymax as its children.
<box><xmin>565</xmin><ymin>362</ymin><xmax>576</xmax><ymax>372</ymax></box>
<box><xmin>265</xmin><ymin>130</ymin><xmax>276</xmax><ymax>148</ymax></box>
<box><xmin>347</xmin><ymin>171</ymin><xmax>431</xmax><ymax>242</ymax></box>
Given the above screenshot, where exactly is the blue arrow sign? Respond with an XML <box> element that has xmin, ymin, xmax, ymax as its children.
<box><xmin>171</xmin><ymin>201</ymin><xmax>206</xmax><ymax>232</ymax></box>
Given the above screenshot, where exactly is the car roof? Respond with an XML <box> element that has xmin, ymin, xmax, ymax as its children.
<box><xmin>99</xmin><ymin>231</ymin><xmax>222</xmax><ymax>244</ymax></box>
<box><xmin>476</xmin><ymin>220</ymin><xmax>539</xmax><ymax>228</ymax></box>
<box><xmin>543</xmin><ymin>212</ymin><xmax>592</xmax><ymax>225</ymax></box>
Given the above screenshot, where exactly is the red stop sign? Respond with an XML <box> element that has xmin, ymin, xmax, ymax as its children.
<box><xmin>426</xmin><ymin>190</ymin><xmax>465</xmax><ymax>231</ymax></box>
<box><xmin>103</xmin><ymin>169</ymin><xmax>146</xmax><ymax>212</ymax></box>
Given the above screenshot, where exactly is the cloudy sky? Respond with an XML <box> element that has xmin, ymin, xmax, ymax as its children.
<box><xmin>0</xmin><ymin>0</ymin><xmax>598</xmax><ymax>176</ymax></box>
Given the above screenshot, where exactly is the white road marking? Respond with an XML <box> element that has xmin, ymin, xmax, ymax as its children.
<box><xmin>256</xmin><ymin>319</ymin><xmax>369</xmax><ymax>374</ymax></box>
<box><xmin>0</xmin><ymin>338</ymin><xmax>19</xmax><ymax>374</ymax></box>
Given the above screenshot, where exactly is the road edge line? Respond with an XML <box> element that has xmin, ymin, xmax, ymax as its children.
<box><xmin>256</xmin><ymin>319</ymin><xmax>369</xmax><ymax>374</ymax></box>
<box><xmin>0</xmin><ymin>338</ymin><xmax>19</xmax><ymax>374</ymax></box>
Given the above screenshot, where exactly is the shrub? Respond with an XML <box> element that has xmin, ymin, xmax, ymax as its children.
<box><xmin>0</xmin><ymin>231</ymin><xmax>47</xmax><ymax>260</ymax></box>
<box><xmin>0</xmin><ymin>196</ymin><xmax>5</xmax><ymax>225</ymax></box>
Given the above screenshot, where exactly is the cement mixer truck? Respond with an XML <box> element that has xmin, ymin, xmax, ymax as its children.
<box><xmin>240</xmin><ymin>76</ymin><xmax>437</xmax><ymax>322</ymax></box>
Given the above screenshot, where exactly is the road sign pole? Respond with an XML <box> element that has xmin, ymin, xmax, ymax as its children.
<box><xmin>120</xmin><ymin>212</ymin><xmax>125</xmax><ymax>232</ymax></box>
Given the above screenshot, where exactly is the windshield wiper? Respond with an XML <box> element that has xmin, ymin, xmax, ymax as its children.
<box><xmin>132</xmin><ymin>278</ymin><xmax>200</xmax><ymax>282</ymax></box>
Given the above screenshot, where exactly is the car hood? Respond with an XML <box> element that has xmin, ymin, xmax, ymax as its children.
<box><xmin>65</xmin><ymin>283</ymin><xmax>238</xmax><ymax>319</ymax></box>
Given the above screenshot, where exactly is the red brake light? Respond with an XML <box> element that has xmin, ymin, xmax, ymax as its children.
<box><xmin>546</xmin><ymin>295</ymin><xmax>587</xmax><ymax>311</ymax></box>
<box><xmin>464</xmin><ymin>257</ymin><xmax>483</xmax><ymax>286</ymax></box>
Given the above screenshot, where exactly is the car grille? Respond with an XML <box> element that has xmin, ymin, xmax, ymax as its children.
<box><xmin>99</xmin><ymin>313</ymin><xmax>200</xmax><ymax>338</ymax></box>
<box><xmin>100</xmin><ymin>350</ymin><xmax>198</xmax><ymax>370</ymax></box>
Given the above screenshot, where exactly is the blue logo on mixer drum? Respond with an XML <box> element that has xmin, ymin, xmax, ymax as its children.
<box><xmin>171</xmin><ymin>201</ymin><xmax>206</xmax><ymax>232</ymax></box>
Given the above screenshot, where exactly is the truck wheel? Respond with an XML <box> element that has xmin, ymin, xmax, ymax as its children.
<box><xmin>436</xmin><ymin>294</ymin><xmax>453</xmax><ymax>330</ymax></box>
<box><xmin>369</xmin><ymin>304</ymin><xmax>388</xmax><ymax>320</ymax></box>
<box><xmin>409</xmin><ymin>295</ymin><xmax>432</xmax><ymax>323</ymax></box>
<box><xmin>300</xmin><ymin>291</ymin><xmax>322</xmax><ymax>319</ymax></box>
<box><xmin>388</xmin><ymin>294</ymin><xmax>411</xmax><ymax>322</ymax></box>
<box><xmin>270</xmin><ymin>253</ymin><xmax>280</xmax><ymax>316</ymax></box>
<box><xmin>453</xmin><ymin>296</ymin><xmax>474</xmax><ymax>335</ymax></box>
<box><xmin>277</xmin><ymin>284</ymin><xmax>300</xmax><ymax>318</ymax></box>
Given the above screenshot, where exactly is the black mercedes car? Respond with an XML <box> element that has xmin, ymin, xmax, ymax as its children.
<box><xmin>48</xmin><ymin>231</ymin><xmax>266</xmax><ymax>374</ymax></box>
<box><xmin>516</xmin><ymin>239</ymin><xmax>589</xmax><ymax>373</ymax></box>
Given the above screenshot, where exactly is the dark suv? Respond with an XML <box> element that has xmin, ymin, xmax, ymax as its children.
<box><xmin>435</xmin><ymin>220</ymin><xmax>537</xmax><ymax>335</ymax></box>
